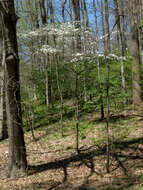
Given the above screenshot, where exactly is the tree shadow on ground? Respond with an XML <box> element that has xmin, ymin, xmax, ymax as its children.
<box><xmin>25</xmin><ymin>176</ymin><xmax>139</xmax><ymax>190</ymax></box>
<box><xmin>74</xmin><ymin>181</ymin><xmax>136</xmax><ymax>190</ymax></box>
<box><xmin>29</xmin><ymin>151</ymin><xmax>97</xmax><ymax>176</ymax></box>
<box><xmin>27</xmin><ymin>136</ymin><xmax>143</xmax><ymax>190</ymax></box>
<box><xmin>26</xmin><ymin>181</ymin><xmax>62</xmax><ymax>190</ymax></box>
<box><xmin>92</xmin><ymin>113</ymin><xmax>142</xmax><ymax>124</ymax></box>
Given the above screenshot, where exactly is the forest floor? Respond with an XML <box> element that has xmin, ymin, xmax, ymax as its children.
<box><xmin>0</xmin><ymin>105</ymin><xmax>143</xmax><ymax>190</ymax></box>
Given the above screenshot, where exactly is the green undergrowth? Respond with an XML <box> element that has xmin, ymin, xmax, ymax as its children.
<box><xmin>1</xmin><ymin>102</ymin><xmax>143</xmax><ymax>189</ymax></box>
<box><xmin>21</xmin><ymin>97</ymin><xmax>143</xmax><ymax>171</ymax></box>
<box><xmin>22</xmin><ymin>99</ymin><xmax>143</xmax><ymax>151</ymax></box>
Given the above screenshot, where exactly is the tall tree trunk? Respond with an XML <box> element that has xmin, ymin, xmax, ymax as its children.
<box><xmin>0</xmin><ymin>15</ymin><xmax>8</xmax><ymax>140</ymax></box>
<box><xmin>80</xmin><ymin>0</ymin><xmax>85</xmax><ymax>26</ymax></box>
<box><xmin>45</xmin><ymin>55</ymin><xmax>52</xmax><ymax>106</ymax></box>
<box><xmin>0</xmin><ymin>0</ymin><xmax>27</xmax><ymax>177</ymax></box>
<box><xmin>72</xmin><ymin>0</ymin><xmax>81</xmax><ymax>51</ymax></box>
<box><xmin>55</xmin><ymin>55</ymin><xmax>64</xmax><ymax>137</ymax></box>
<box><xmin>101</xmin><ymin>0</ymin><xmax>106</xmax><ymax>51</ymax></box>
<box><xmin>75</xmin><ymin>74</ymin><xmax>79</xmax><ymax>154</ymax></box>
<box><xmin>35</xmin><ymin>0</ymin><xmax>39</xmax><ymax>29</ymax></box>
<box><xmin>113</xmin><ymin>0</ymin><xmax>127</xmax><ymax>105</ymax></box>
<box><xmin>72</xmin><ymin>0</ymin><xmax>81</xmax><ymax>154</ymax></box>
<box><xmin>93</xmin><ymin>0</ymin><xmax>104</xmax><ymax>120</ymax></box>
<box><xmin>104</xmin><ymin>0</ymin><xmax>110</xmax><ymax>173</ymax></box>
<box><xmin>39</xmin><ymin>0</ymin><xmax>52</xmax><ymax>107</ymax></box>
<box><xmin>138</xmin><ymin>0</ymin><xmax>143</xmax><ymax>67</ymax></box>
<box><xmin>82</xmin><ymin>0</ymin><xmax>89</xmax><ymax>102</ymax></box>
<box><xmin>61</xmin><ymin>0</ymin><xmax>67</xmax><ymax>23</ymax></box>
<box><xmin>119</xmin><ymin>0</ymin><xmax>127</xmax><ymax>52</ymax></box>
<box><xmin>49</xmin><ymin>0</ymin><xmax>54</xmax><ymax>24</ymax></box>
<box><xmin>61</xmin><ymin>0</ymin><xmax>67</xmax><ymax>57</ymax></box>
<box><xmin>39</xmin><ymin>0</ymin><xmax>47</xmax><ymax>24</ymax></box>
<box><xmin>83</xmin><ymin>0</ymin><xmax>89</xmax><ymax>28</ymax></box>
<box><xmin>129</xmin><ymin>0</ymin><xmax>143</xmax><ymax>105</ymax></box>
<box><xmin>69</xmin><ymin>0</ymin><xmax>75</xmax><ymax>55</ymax></box>
<box><xmin>104</xmin><ymin>0</ymin><xmax>110</xmax><ymax>52</ymax></box>
<box><xmin>69</xmin><ymin>0</ymin><xmax>73</xmax><ymax>22</ymax></box>
<box><xmin>49</xmin><ymin>0</ymin><xmax>55</xmax><ymax>107</ymax></box>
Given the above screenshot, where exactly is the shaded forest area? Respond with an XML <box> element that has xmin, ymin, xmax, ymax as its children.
<box><xmin>0</xmin><ymin>0</ymin><xmax>143</xmax><ymax>189</ymax></box>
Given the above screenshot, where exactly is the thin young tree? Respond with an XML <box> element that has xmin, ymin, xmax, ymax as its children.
<box><xmin>39</xmin><ymin>0</ymin><xmax>52</xmax><ymax>107</ymax></box>
<box><xmin>113</xmin><ymin>0</ymin><xmax>127</xmax><ymax>105</ymax></box>
<box><xmin>93</xmin><ymin>0</ymin><xmax>105</xmax><ymax>120</ymax></box>
<box><xmin>82</xmin><ymin>0</ymin><xmax>89</xmax><ymax>102</ymax></box>
<box><xmin>101</xmin><ymin>0</ymin><xmax>106</xmax><ymax>51</ymax></box>
<box><xmin>104</xmin><ymin>0</ymin><xmax>110</xmax><ymax>173</ymax></box>
<box><xmin>72</xmin><ymin>0</ymin><xmax>81</xmax><ymax>154</ymax></box>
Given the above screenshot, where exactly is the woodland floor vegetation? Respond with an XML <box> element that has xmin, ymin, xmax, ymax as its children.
<box><xmin>0</xmin><ymin>0</ymin><xmax>143</xmax><ymax>189</ymax></box>
<box><xmin>0</xmin><ymin>103</ymin><xmax>143</xmax><ymax>190</ymax></box>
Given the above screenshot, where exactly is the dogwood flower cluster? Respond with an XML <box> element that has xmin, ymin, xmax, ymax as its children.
<box><xmin>71</xmin><ymin>52</ymin><xmax>94</xmax><ymax>63</ymax></box>
<box><xmin>18</xmin><ymin>21</ymin><xmax>128</xmax><ymax>64</ymax></box>
<box><xmin>18</xmin><ymin>22</ymin><xmax>83</xmax><ymax>39</ymax></box>
<box><xmin>40</xmin><ymin>45</ymin><xmax>59</xmax><ymax>54</ymax></box>
<box><xmin>94</xmin><ymin>53</ymin><xmax>127</xmax><ymax>61</ymax></box>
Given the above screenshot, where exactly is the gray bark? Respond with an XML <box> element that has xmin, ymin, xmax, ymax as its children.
<box><xmin>0</xmin><ymin>13</ymin><xmax>8</xmax><ymax>140</ymax></box>
<box><xmin>104</xmin><ymin>0</ymin><xmax>110</xmax><ymax>173</ymax></box>
<box><xmin>129</xmin><ymin>0</ymin><xmax>143</xmax><ymax>105</ymax></box>
<box><xmin>93</xmin><ymin>0</ymin><xmax>104</xmax><ymax>120</ymax></box>
<box><xmin>0</xmin><ymin>0</ymin><xmax>27</xmax><ymax>177</ymax></box>
<box><xmin>113</xmin><ymin>0</ymin><xmax>127</xmax><ymax>105</ymax></box>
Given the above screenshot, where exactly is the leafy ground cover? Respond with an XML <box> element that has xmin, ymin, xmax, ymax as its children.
<box><xmin>0</xmin><ymin>105</ymin><xmax>143</xmax><ymax>190</ymax></box>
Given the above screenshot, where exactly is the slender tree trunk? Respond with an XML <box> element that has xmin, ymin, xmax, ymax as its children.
<box><xmin>104</xmin><ymin>0</ymin><xmax>110</xmax><ymax>52</ymax></box>
<box><xmin>61</xmin><ymin>0</ymin><xmax>67</xmax><ymax>57</ymax></box>
<box><xmin>104</xmin><ymin>0</ymin><xmax>110</xmax><ymax>173</ymax></box>
<box><xmin>101</xmin><ymin>0</ymin><xmax>106</xmax><ymax>51</ymax></box>
<box><xmin>69</xmin><ymin>0</ymin><xmax>73</xmax><ymax>22</ymax></box>
<box><xmin>83</xmin><ymin>0</ymin><xmax>89</xmax><ymax>28</ymax></box>
<box><xmin>75</xmin><ymin>75</ymin><xmax>79</xmax><ymax>154</ymax></box>
<box><xmin>39</xmin><ymin>0</ymin><xmax>47</xmax><ymax>24</ymax></box>
<box><xmin>35</xmin><ymin>0</ymin><xmax>39</xmax><ymax>29</ymax></box>
<box><xmin>113</xmin><ymin>0</ymin><xmax>127</xmax><ymax>105</ymax></box>
<box><xmin>72</xmin><ymin>0</ymin><xmax>81</xmax><ymax>51</ymax></box>
<box><xmin>105</xmin><ymin>56</ymin><xmax>110</xmax><ymax>174</ymax></box>
<box><xmin>119</xmin><ymin>0</ymin><xmax>127</xmax><ymax>52</ymax></box>
<box><xmin>49</xmin><ymin>57</ymin><xmax>54</xmax><ymax>108</ymax></box>
<box><xmin>49</xmin><ymin>0</ymin><xmax>54</xmax><ymax>24</ymax></box>
<box><xmin>55</xmin><ymin>55</ymin><xmax>64</xmax><ymax>137</ymax></box>
<box><xmin>138</xmin><ymin>0</ymin><xmax>143</xmax><ymax>67</ymax></box>
<box><xmin>69</xmin><ymin>0</ymin><xmax>75</xmax><ymax>55</ymax></box>
<box><xmin>93</xmin><ymin>0</ymin><xmax>104</xmax><ymax>120</ymax></box>
<box><xmin>45</xmin><ymin>55</ymin><xmax>52</xmax><ymax>106</ymax></box>
<box><xmin>49</xmin><ymin>0</ymin><xmax>55</xmax><ymax>107</ymax></box>
<box><xmin>72</xmin><ymin>0</ymin><xmax>81</xmax><ymax>154</ymax></box>
<box><xmin>129</xmin><ymin>0</ymin><xmax>143</xmax><ymax>105</ymax></box>
<box><xmin>83</xmin><ymin>76</ymin><xmax>87</xmax><ymax>102</ymax></box>
<box><xmin>39</xmin><ymin>0</ymin><xmax>52</xmax><ymax>107</ymax></box>
<box><xmin>80</xmin><ymin>0</ymin><xmax>85</xmax><ymax>26</ymax></box>
<box><xmin>0</xmin><ymin>0</ymin><xmax>27</xmax><ymax>177</ymax></box>
<box><xmin>82</xmin><ymin>0</ymin><xmax>89</xmax><ymax>102</ymax></box>
<box><xmin>61</xmin><ymin>0</ymin><xmax>67</xmax><ymax>23</ymax></box>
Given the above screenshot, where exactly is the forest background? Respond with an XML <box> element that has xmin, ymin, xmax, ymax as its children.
<box><xmin>0</xmin><ymin>0</ymin><xmax>143</xmax><ymax>189</ymax></box>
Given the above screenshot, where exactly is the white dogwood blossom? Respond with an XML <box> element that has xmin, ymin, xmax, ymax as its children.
<box><xmin>18</xmin><ymin>21</ymin><xmax>128</xmax><ymax>63</ymax></box>
<box><xmin>40</xmin><ymin>45</ymin><xmax>58</xmax><ymax>54</ymax></box>
<box><xmin>29</xmin><ymin>31</ymin><xmax>39</xmax><ymax>37</ymax></box>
